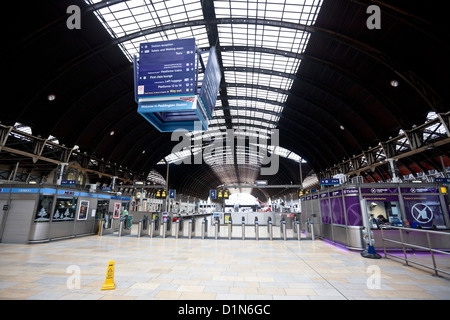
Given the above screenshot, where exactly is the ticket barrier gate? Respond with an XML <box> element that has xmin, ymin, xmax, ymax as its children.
<box><xmin>293</xmin><ymin>218</ymin><xmax>301</xmax><ymax>241</ymax></box>
<box><xmin>268</xmin><ymin>217</ymin><xmax>273</xmax><ymax>241</ymax></box>
<box><xmin>254</xmin><ymin>217</ymin><xmax>259</xmax><ymax>241</ymax></box>
<box><xmin>280</xmin><ymin>217</ymin><xmax>287</xmax><ymax>241</ymax></box>
<box><xmin>228</xmin><ymin>217</ymin><xmax>233</xmax><ymax>240</ymax></box>
<box><xmin>119</xmin><ymin>215</ymin><xmax>132</xmax><ymax>237</ymax></box>
<box><xmin>241</xmin><ymin>216</ymin><xmax>246</xmax><ymax>240</ymax></box>
<box><xmin>161</xmin><ymin>216</ymin><xmax>172</xmax><ymax>238</ymax></box>
<box><xmin>138</xmin><ymin>215</ymin><xmax>149</xmax><ymax>238</ymax></box>
<box><xmin>99</xmin><ymin>212</ymin><xmax>114</xmax><ymax>236</ymax></box>
<box><xmin>174</xmin><ymin>217</ymin><xmax>182</xmax><ymax>239</ymax></box>
<box><xmin>149</xmin><ymin>214</ymin><xmax>161</xmax><ymax>238</ymax></box>
<box><xmin>182</xmin><ymin>216</ymin><xmax>195</xmax><ymax>239</ymax></box>
<box><xmin>305</xmin><ymin>218</ymin><xmax>315</xmax><ymax>240</ymax></box>
<box><xmin>201</xmin><ymin>217</ymin><xmax>208</xmax><ymax>239</ymax></box>
<box><xmin>214</xmin><ymin>216</ymin><xmax>220</xmax><ymax>240</ymax></box>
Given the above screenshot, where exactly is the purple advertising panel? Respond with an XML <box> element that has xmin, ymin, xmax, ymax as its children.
<box><xmin>330</xmin><ymin>196</ymin><xmax>345</xmax><ymax>225</ymax></box>
<box><xmin>320</xmin><ymin>198</ymin><xmax>331</xmax><ymax>224</ymax></box>
<box><xmin>400</xmin><ymin>187</ymin><xmax>439</xmax><ymax>194</ymax></box>
<box><xmin>403</xmin><ymin>194</ymin><xmax>446</xmax><ymax>228</ymax></box>
<box><xmin>361</xmin><ymin>187</ymin><xmax>398</xmax><ymax>194</ymax></box>
<box><xmin>345</xmin><ymin>196</ymin><xmax>362</xmax><ymax>226</ymax></box>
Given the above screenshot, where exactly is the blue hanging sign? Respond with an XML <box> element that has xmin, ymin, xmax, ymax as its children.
<box><xmin>169</xmin><ymin>189</ymin><xmax>176</xmax><ymax>199</ymax></box>
<box><xmin>210</xmin><ymin>189</ymin><xmax>217</xmax><ymax>200</ymax></box>
<box><xmin>435</xmin><ymin>177</ymin><xmax>450</xmax><ymax>184</ymax></box>
<box><xmin>320</xmin><ymin>179</ymin><xmax>340</xmax><ymax>185</ymax></box>
<box><xmin>198</xmin><ymin>47</ymin><xmax>221</xmax><ymax>119</ymax></box>
<box><xmin>136</xmin><ymin>38</ymin><xmax>196</xmax><ymax>99</ymax></box>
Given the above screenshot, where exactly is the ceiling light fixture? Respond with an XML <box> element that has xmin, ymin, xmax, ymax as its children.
<box><xmin>390</xmin><ymin>79</ymin><xmax>399</xmax><ymax>87</ymax></box>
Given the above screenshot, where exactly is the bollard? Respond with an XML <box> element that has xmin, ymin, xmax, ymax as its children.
<box><xmin>241</xmin><ymin>217</ymin><xmax>245</xmax><ymax>240</ymax></box>
<box><xmin>296</xmin><ymin>221</ymin><xmax>301</xmax><ymax>241</ymax></box>
<box><xmin>255</xmin><ymin>220</ymin><xmax>259</xmax><ymax>241</ymax></box>
<box><xmin>228</xmin><ymin>217</ymin><xmax>233</xmax><ymax>240</ymax></box>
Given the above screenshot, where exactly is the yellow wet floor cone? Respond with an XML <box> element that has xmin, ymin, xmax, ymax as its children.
<box><xmin>101</xmin><ymin>260</ymin><xmax>116</xmax><ymax>290</ymax></box>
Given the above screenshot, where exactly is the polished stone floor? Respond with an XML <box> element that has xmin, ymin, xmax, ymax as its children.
<box><xmin>0</xmin><ymin>226</ymin><xmax>449</xmax><ymax>300</ymax></box>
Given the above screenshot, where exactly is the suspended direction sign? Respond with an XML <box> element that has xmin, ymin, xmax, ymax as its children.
<box><xmin>136</xmin><ymin>38</ymin><xmax>196</xmax><ymax>99</ymax></box>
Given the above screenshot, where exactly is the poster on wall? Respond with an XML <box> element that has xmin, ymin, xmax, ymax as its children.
<box><xmin>113</xmin><ymin>203</ymin><xmax>121</xmax><ymax>219</ymax></box>
<box><xmin>77</xmin><ymin>200</ymin><xmax>89</xmax><ymax>220</ymax></box>
<box><xmin>403</xmin><ymin>194</ymin><xmax>446</xmax><ymax>228</ymax></box>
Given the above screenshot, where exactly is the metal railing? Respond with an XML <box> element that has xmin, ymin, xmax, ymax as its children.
<box><xmin>380</xmin><ymin>226</ymin><xmax>450</xmax><ymax>277</ymax></box>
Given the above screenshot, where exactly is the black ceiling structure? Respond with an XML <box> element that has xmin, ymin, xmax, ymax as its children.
<box><xmin>1</xmin><ymin>0</ymin><xmax>449</xmax><ymax>202</ymax></box>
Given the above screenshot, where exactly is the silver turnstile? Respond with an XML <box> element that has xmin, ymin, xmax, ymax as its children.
<box><xmin>293</xmin><ymin>219</ymin><xmax>301</xmax><ymax>240</ymax></box>
<box><xmin>268</xmin><ymin>217</ymin><xmax>273</xmax><ymax>240</ymax></box>
<box><xmin>118</xmin><ymin>216</ymin><xmax>132</xmax><ymax>237</ymax></box>
<box><xmin>201</xmin><ymin>217</ymin><xmax>207</xmax><ymax>239</ymax></box>
<box><xmin>214</xmin><ymin>217</ymin><xmax>219</xmax><ymax>240</ymax></box>
<box><xmin>149</xmin><ymin>219</ymin><xmax>160</xmax><ymax>238</ymax></box>
<box><xmin>99</xmin><ymin>218</ymin><xmax>114</xmax><ymax>236</ymax></box>
<box><xmin>174</xmin><ymin>219</ymin><xmax>181</xmax><ymax>238</ymax></box>
<box><xmin>280</xmin><ymin>218</ymin><xmax>287</xmax><ymax>241</ymax></box>
<box><xmin>228</xmin><ymin>217</ymin><xmax>233</xmax><ymax>240</ymax></box>
<box><xmin>305</xmin><ymin>218</ymin><xmax>315</xmax><ymax>240</ymax></box>
<box><xmin>254</xmin><ymin>217</ymin><xmax>259</xmax><ymax>241</ymax></box>
<box><xmin>241</xmin><ymin>216</ymin><xmax>245</xmax><ymax>240</ymax></box>
<box><xmin>137</xmin><ymin>216</ymin><xmax>149</xmax><ymax>238</ymax></box>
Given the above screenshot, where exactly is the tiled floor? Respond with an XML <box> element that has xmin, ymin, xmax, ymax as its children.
<box><xmin>0</xmin><ymin>226</ymin><xmax>449</xmax><ymax>300</ymax></box>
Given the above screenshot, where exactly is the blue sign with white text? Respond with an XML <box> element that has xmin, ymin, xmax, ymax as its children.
<box><xmin>435</xmin><ymin>177</ymin><xmax>450</xmax><ymax>184</ymax></box>
<box><xmin>210</xmin><ymin>189</ymin><xmax>217</xmax><ymax>200</ymax></box>
<box><xmin>199</xmin><ymin>47</ymin><xmax>221</xmax><ymax>119</ymax></box>
<box><xmin>320</xmin><ymin>179</ymin><xmax>340</xmax><ymax>185</ymax></box>
<box><xmin>137</xmin><ymin>38</ymin><xmax>196</xmax><ymax>98</ymax></box>
<box><xmin>169</xmin><ymin>189</ymin><xmax>176</xmax><ymax>199</ymax></box>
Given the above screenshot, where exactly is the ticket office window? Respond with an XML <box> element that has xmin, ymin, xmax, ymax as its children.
<box><xmin>52</xmin><ymin>197</ymin><xmax>77</xmax><ymax>222</ymax></box>
<box><xmin>366</xmin><ymin>200</ymin><xmax>402</xmax><ymax>227</ymax></box>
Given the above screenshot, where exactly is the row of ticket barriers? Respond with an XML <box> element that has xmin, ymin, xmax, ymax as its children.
<box><xmin>99</xmin><ymin>212</ymin><xmax>316</xmax><ymax>241</ymax></box>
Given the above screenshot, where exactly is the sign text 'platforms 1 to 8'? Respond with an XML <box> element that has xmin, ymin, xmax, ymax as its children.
<box><xmin>137</xmin><ymin>38</ymin><xmax>196</xmax><ymax>98</ymax></box>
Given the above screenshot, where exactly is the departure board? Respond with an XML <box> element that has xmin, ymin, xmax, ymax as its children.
<box><xmin>136</xmin><ymin>38</ymin><xmax>196</xmax><ymax>98</ymax></box>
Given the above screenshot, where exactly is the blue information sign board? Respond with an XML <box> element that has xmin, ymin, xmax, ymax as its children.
<box><xmin>435</xmin><ymin>177</ymin><xmax>450</xmax><ymax>184</ymax></box>
<box><xmin>320</xmin><ymin>179</ymin><xmax>340</xmax><ymax>185</ymax></box>
<box><xmin>136</xmin><ymin>38</ymin><xmax>196</xmax><ymax>99</ymax></box>
<box><xmin>210</xmin><ymin>189</ymin><xmax>217</xmax><ymax>200</ymax></box>
<box><xmin>169</xmin><ymin>189</ymin><xmax>176</xmax><ymax>199</ymax></box>
<box><xmin>199</xmin><ymin>47</ymin><xmax>221</xmax><ymax>119</ymax></box>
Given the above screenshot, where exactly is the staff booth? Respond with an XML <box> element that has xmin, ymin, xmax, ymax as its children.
<box><xmin>2</xmin><ymin>186</ymin><xmax>40</xmax><ymax>244</ymax></box>
<box><xmin>314</xmin><ymin>183</ymin><xmax>450</xmax><ymax>250</ymax></box>
<box><xmin>0</xmin><ymin>184</ymin><xmax>119</xmax><ymax>244</ymax></box>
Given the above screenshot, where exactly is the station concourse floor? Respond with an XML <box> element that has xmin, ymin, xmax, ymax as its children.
<box><xmin>0</xmin><ymin>226</ymin><xmax>449</xmax><ymax>300</ymax></box>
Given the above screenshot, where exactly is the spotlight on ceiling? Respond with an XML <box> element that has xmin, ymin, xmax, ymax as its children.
<box><xmin>47</xmin><ymin>94</ymin><xmax>56</xmax><ymax>101</ymax></box>
<box><xmin>390</xmin><ymin>79</ymin><xmax>399</xmax><ymax>87</ymax></box>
